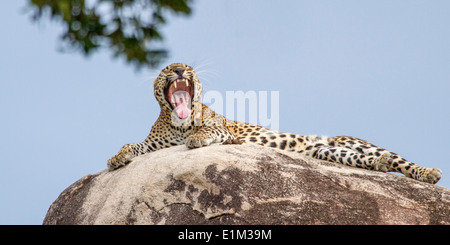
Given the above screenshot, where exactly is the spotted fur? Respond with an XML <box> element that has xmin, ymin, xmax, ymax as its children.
<box><xmin>107</xmin><ymin>63</ymin><xmax>442</xmax><ymax>184</ymax></box>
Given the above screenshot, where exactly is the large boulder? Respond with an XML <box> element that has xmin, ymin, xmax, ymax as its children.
<box><xmin>43</xmin><ymin>143</ymin><xmax>450</xmax><ymax>225</ymax></box>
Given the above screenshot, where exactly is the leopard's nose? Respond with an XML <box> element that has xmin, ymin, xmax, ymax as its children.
<box><xmin>174</xmin><ymin>68</ymin><xmax>185</xmax><ymax>77</ymax></box>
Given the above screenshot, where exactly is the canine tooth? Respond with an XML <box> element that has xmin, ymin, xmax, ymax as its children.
<box><xmin>173</xmin><ymin>81</ymin><xmax>177</xmax><ymax>88</ymax></box>
<box><xmin>186</xmin><ymin>80</ymin><xmax>189</xmax><ymax>86</ymax></box>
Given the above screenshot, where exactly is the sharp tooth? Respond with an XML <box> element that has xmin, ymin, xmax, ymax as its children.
<box><xmin>186</xmin><ymin>80</ymin><xmax>189</xmax><ymax>86</ymax></box>
<box><xmin>173</xmin><ymin>81</ymin><xmax>177</xmax><ymax>88</ymax></box>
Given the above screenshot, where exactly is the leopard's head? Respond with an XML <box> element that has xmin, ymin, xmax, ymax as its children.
<box><xmin>153</xmin><ymin>63</ymin><xmax>202</xmax><ymax>123</ymax></box>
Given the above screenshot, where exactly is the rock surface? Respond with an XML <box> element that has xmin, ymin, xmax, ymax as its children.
<box><xmin>43</xmin><ymin>143</ymin><xmax>450</xmax><ymax>225</ymax></box>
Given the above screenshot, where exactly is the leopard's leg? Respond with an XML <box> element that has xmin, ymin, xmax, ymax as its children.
<box><xmin>107</xmin><ymin>143</ymin><xmax>141</xmax><ymax>170</ymax></box>
<box><xmin>107</xmin><ymin>140</ymin><xmax>169</xmax><ymax>170</ymax></box>
<box><xmin>186</xmin><ymin>126</ymin><xmax>236</xmax><ymax>148</ymax></box>
<box><xmin>313</xmin><ymin>146</ymin><xmax>391</xmax><ymax>172</ymax></box>
<box><xmin>328</xmin><ymin>136</ymin><xmax>442</xmax><ymax>184</ymax></box>
<box><xmin>246</xmin><ymin>133</ymin><xmax>390</xmax><ymax>172</ymax></box>
<box><xmin>107</xmin><ymin>128</ymin><xmax>178</xmax><ymax>170</ymax></box>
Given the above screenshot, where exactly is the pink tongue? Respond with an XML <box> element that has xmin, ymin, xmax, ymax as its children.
<box><xmin>172</xmin><ymin>91</ymin><xmax>191</xmax><ymax>119</ymax></box>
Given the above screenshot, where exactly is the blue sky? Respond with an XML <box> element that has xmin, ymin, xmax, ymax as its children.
<box><xmin>1</xmin><ymin>0</ymin><xmax>449</xmax><ymax>224</ymax></box>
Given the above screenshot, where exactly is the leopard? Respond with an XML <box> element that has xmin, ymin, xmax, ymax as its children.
<box><xmin>107</xmin><ymin>63</ymin><xmax>442</xmax><ymax>184</ymax></box>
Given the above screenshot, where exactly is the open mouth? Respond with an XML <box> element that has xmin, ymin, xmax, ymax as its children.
<box><xmin>164</xmin><ymin>78</ymin><xmax>194</xmax><ymax>119</ymax></box>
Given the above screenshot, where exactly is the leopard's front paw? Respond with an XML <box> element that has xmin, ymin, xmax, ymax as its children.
<box><xmin>186</xmin><ymin>134</ymin><xmax>215</xmax><ymax>149</ymax></box>
<box><xmin>107</xmin><ymin>144</ymin><xmax>134</xmax><ymax>171</ymax></box>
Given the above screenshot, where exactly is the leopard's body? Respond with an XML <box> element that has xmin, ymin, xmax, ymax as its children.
<box><xmin>107</xmin><ymin>63</ymin><xmax>442</xmax><ymax>184</ymax></box>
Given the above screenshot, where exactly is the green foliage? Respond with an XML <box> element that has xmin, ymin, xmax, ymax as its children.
<box><xmin>28</xmin><ymin>0</ymin><xmax>193</xmax><ymax>69</ymax></box>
